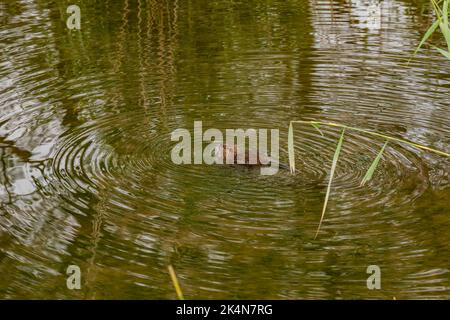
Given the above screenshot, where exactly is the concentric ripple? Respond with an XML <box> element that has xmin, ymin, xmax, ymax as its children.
<box><xmin>0</xmin><ymin>0</ymin><xmax>449</xmax><ymax>300</ymax></box>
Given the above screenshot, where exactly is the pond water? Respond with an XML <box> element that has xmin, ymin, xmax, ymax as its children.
<box><xmin>0</xmin><ymin>0</ymin><xmax>449</xmax><ymax>299</ymax></box>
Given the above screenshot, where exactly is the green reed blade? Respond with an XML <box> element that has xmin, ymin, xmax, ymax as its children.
<box><xmin>311</xmin><ymin>123</ymin><xmax>324</xmax><ymax>136</ymax></box>
<box><xmin>314</xmin><ymin>128</ymin><xmax>345</xmax><ymax>240</ymax></box>
<box><xmin>412</xmin><ymin>19</ymin><xmax>439</xmax><ymax>57</ymax></box>
<box><xmin>290</xmin><ymin>120</ymin><xmax>450</xmax><ymax>157</ymax></box>
<box><xmin>168</xmin><ymin>265</ymin><xmax>184</xmax><ymax>300</ymax></box>
<box><xmin>440</xmin><ymin>0</ymin><xmax>450</xmax><ymax>51</ymax></box>
<box><xmin>442</xmin><ymin>0</ymin><xmax>448</xmax><ymax>24</ymax></box>
<box><xmin>435</xmin><ymin>46</ymin><xmax>450</xmax><ymax>58</ymax></box>
<box><xmin>410</xmin><ymin>0</ymin><xmax>450</xmax><ymax>62</ymax></box>
<box><xmin>288</xmin><ymin>122</ymin><xmax>295</xmax><ymax>174</ymax></box>
<box><xmin>360</xmin><ymin>141</ymin><xmax>388</xmax><ymax>186</ymax></box>
<box><xmin>431</xmin><ymin>0</ymin><xmax>444</xmax><ymax>17</ymax></box>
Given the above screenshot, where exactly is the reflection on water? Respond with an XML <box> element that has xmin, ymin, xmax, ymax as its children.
<box><xmin>0</xmin><ymin>0</ymin><xmax>449</xmax><ymax>299</ymax></box>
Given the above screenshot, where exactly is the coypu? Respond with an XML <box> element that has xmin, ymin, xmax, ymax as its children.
<box><xmin>213</xmin><ymin>143</ymin><xmax>289</xmax><ymax>170</ymax></box>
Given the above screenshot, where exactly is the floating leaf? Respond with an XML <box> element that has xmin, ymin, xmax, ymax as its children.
<box><xmin>288</xmin><ymin>122</ymin><xmax>295</xmax><ymax>174</ymax></box>
<box><xmin>315</xmin><ymin>128</ymin><xmax>345</xmax><ymax>239</ymax></box>
<box><xmin>360</xmin><ymin>141</ymin><xmax>388</xmax><ymax>186</ymax></box>
<box><xmin>168</xmin><ymin>265</ymin><xmax>184</xmax><ymax>300</ymax></box>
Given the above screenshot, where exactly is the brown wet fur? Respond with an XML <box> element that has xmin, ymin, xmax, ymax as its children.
<box><xmin>217</xmin><ymin>143</ymin><xmax>289</xmax><ymax>169</ymax></box>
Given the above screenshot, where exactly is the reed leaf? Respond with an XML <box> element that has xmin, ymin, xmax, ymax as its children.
<box><xmin>360</xmin><ymin>141</ymin><xmax>388</xmax><ymax>186</ymax></box>
<box><xmin>290</xmin><ymin>120</ymin><xmax>449</xmax><ymax>240</ymax></box>
<box><xmin>290</xmin><ymin>120</ymin><xmax>450</xmax><ymax>157</ymax></box>
<box><xmin>288</xmin><ymin>122</ymin><xmax>295</xmax><ymax>174</ymax></box>
<box><xmin>314</xmin><ymin>128</ymin><xmax>345</xmax><ymax>239</ymax></box>
<box><xmin>311</xmin><ymin>123</ymin><xmax>324</xmax><ymax>136</ymax></box>
<box><xmin>412</xmin><ymin>19</ymin><xmax>440</xmax><ymax>57</ymax></box>
<box><xmin>411</xmin><ymin>0</ymin><xmax>450</xmax><ymax>61</ymax></box>
<box><xmin>440</xmin><ymin>0</ymin><xmax>450</xmax><ymax>51</ymax></box>
<box><xmin>168</xmin><ymin>265</ymin><xmax>184</xmax><ymax>300</ymax></box>
<box><xmin>436</xmin><ymin>46</ymin><xmax>450</xmax><ymax>58</ymax></box>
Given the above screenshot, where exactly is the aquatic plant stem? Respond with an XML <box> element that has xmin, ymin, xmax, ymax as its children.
<box><xmin>290</xmin><ymin>120</ymin><xmax>449</xmax><ymax>240</ymax></box>
<box><xmin>361</xmin><ymin>141</ymin><xmax>388</xmax><ymax>186</ymax></box>
<box><xmin>410</xmin><ymin>0</ymin><xmax>450</xmax><ymax>61</ymax></box>
<box><xmin>288</xmin><ymin>122</ymin><xmax>295</xmax><ymax>173</ymax></box>
<box><xmin>289</xmin><ymin>120</ymin><xmax>450</xmax><ymax>157</ymax></box>
<box><xmin>314</xmin><ymin>128</ymin><xmax>345</xmax><ymax>239</ymax></box>
<box><xmin>168</xmin><ymin>265</ymin><xmax>184</xmax><ymax>300</ymax></box>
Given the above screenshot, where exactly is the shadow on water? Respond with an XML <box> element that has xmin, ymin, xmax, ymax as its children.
<box><xmin>0</xmin><ymin>0</ymin><xmax>449</xmax><ymax>299</ymax></box>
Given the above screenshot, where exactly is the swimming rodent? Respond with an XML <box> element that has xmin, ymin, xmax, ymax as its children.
<box><xmin>213</xmin><ymin>143</ymin><xmax>289</xmax><ymax>170</ymax></box>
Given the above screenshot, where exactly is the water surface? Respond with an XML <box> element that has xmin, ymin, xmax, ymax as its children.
<box><xmin>0</xmin><ymin>0</ymin><xmax>449</xmax><ymax>299</ymax></box>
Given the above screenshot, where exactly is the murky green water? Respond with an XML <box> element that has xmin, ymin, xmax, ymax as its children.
<box><xmin>0</xmin><ymin>0</ymin><xmax>449</xmax><ymax>299</ymax></box>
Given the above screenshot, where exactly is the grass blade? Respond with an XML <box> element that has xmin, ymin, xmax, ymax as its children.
<box><xmin>290</xmin><ymin>120</ymin><xmax>450</xmax><ymax>157</ymax></box>
<box><xmin>168</xmin><ymin>265</ymin><xmax>184</xmax><ymax>300</ymax></box>
<box><xmin>288</xmin><ymin>122</ymin><xmax>295</xmax><ymax>174</ymax></box>
<box><xmin>314</xmin><ymin>128</ymin><xmax>345</xmax><ymax>239</ymax></box>
<box><xmin>411</xmin><ymin>0</ymin><xmax>450</xmax><ymax>62</ymax></box>
<box><xmin>435</xmin><ymin>46</ymin><xmax>450</xmax><ymax>58</ymax></box>
<box><xmin>411</xmin><ymin>19</ymin><xmax>439</xmax><ymax>57</ymax></box>
<box><xmin>311</xmin><ymin>123</ymin><xmax>324</xmax><ymax>136</ymax></box>
<box><xmin>440</xmin><ymin>0</ymin><xmax>450</xmax><ymax>51</ymax></box>
<box><xmin>360</xmin><ymin>141</ymin><xmax>388</xmax><ymax>186</ymax></box>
